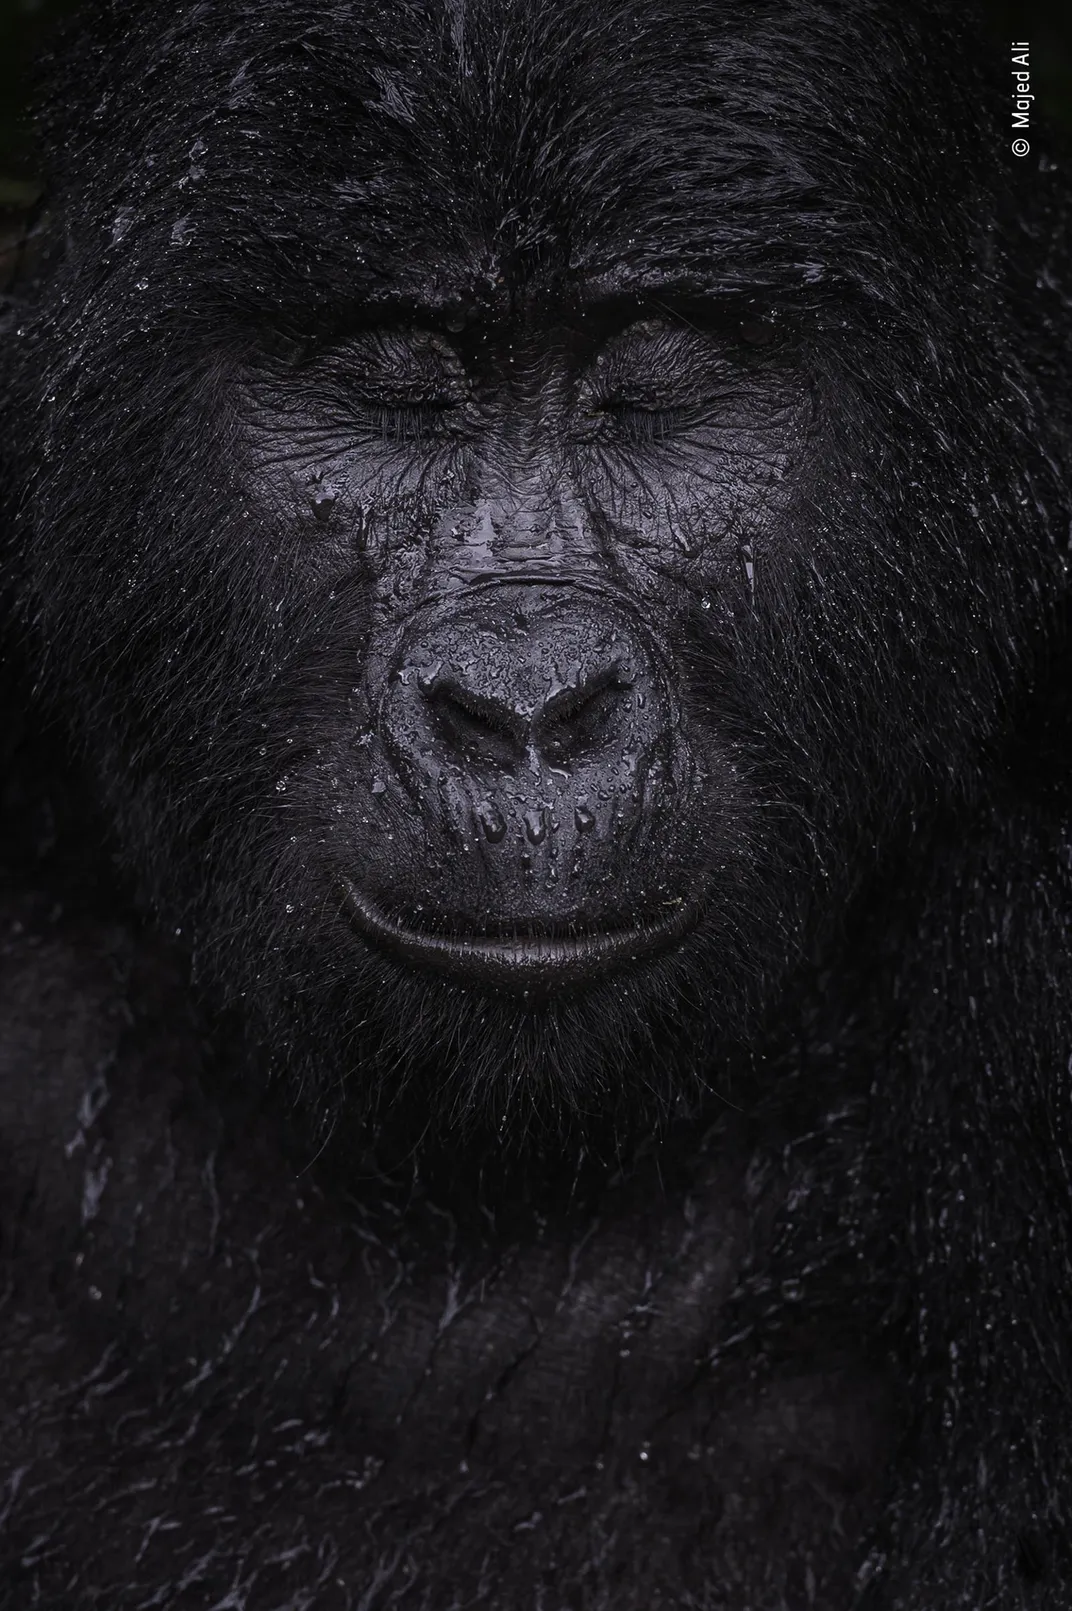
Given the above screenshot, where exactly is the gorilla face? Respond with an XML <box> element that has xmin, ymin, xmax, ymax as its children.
<box><xmin>247</xmin><ymin>309</ymin><xmax>799</xmax><ymax>998</ymax></box>
<box><xmin>5</xmin><ymin>0</ymin><xmax>1043</xmax><ymax>1138</ymax></box>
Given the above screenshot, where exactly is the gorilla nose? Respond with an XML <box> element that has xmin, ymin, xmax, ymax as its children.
<box><xmin>387</xmin><ymin>588</ymin><xmax>667</xmax><ymax>777</ymax></box>
<box><xmin>427</xmin><ymin>656</ymin><xmax>635</xmax><ymax>769</ymax></box>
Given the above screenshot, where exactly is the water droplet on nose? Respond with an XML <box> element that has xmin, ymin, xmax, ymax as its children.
<box><xmin>371</xmin><ymin>777</ymin><xmax>387</xmax><ymax>796</ymax></box>
<box><xmin>524</xmin><ymin>808</ymin><xmax>547</xmax><ymax>845</ymax></box>
<box><xmin>478</xmin><ymin>802</ymin><xmax>506</xmax><ymax>842</ymax></box>
<box><xmin>673</xmin><ymin>518</ymin><xmax>701</xmax><ymax>557</ymax></box>
<box><xmin>311</xmin><ymin>487</ymin><xmax>337</xmax><ymax>522</ymax></box>
<box><xmin>574</xmin><ymin>801</ymin><xmax>595</xmax><ymax>833</ymax></box>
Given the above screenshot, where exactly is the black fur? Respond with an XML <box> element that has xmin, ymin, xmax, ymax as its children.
<box><xmin>1</xmin><ymin>1</ymin><xmax>1072</xmax><ymax>1606</ymax></box>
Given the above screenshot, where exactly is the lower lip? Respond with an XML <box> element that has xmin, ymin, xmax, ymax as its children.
<box><xmin>340</xmin><ymin>882</ymin><xmax>704</xmax><ymax>995</ymax></box>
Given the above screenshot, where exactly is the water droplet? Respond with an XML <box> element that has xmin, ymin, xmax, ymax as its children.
<box><xmin>109</xmin><ymin>207</ymin><xmax>133</xmax><ymax>246</ymax></box>
<box><xmin>312</xmin><ymin>488</ymin><xmax>337</xmax><ymax>522</ymax></box>
<box><xmin>574</xmin><ymin>801</ymin><xmax>595</xmax><ymax>833</ymax></box>
<box><xmin>478</xmin><ymin>802</ymin><xmax>506</xmax><ymax>842</ymax></box>
<box><xmin>371</xmin><ymin>777</ymin><xmax>387</xmax><ymax>795</ymax></box>
<box><xmin>524</xmin><ymin>808</ymin><xmax>547</xmax><ymax>845</ymax></box>
<box><xmin>673</xmin><ymin>518</ymin><xmax>700</xmax><ymax>557</ymax></box>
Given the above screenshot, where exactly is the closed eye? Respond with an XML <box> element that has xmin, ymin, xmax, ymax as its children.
<box><xmin>256</xmin><ymin>324</ymin><xmax>469</xmax><ymax>443</ymax></box>
<box><xmin>364</xmin><ymin>395</ymin><xmax>461</xmax><ymax>442</ymax></box>
<box><xmin>597</xmin><ymin>399</ymin><xmax>691</xmax><ymax>441</ymax></box>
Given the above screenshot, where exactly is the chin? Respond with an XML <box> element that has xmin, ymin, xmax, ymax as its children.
<box><xmin>207</xmin><ymin>834</ymin><xmax>793</xmax><ymax>1159</ymax></box>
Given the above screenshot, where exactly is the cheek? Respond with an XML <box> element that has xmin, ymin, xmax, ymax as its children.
<box><xmin>244</xmin><ymin>418</ymin><xmax>478</xmax><ymax>612</ymax></box>
<box><xmin>572</xmin><ymin>419</ymin><xmax>805</xmax><ymax>604</ymax></box>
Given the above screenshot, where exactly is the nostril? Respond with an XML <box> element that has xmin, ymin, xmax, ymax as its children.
<box><xmin>427</xmin><ymin>677</ymin><xmax>528</xmax><ymax>763</ymax></box>
<box><xmin>546</xmin><ymin>683</ymin><xmax>611</xmax><ymax>729</ymax></box>
<box><xmin>404</xmin><ymin>629</ymin><xmax>654</xmax><ymax>776</ymax></box>
<box><xmin>537</xmin><ymin>663</ymin><xmax>632</xmax><ymax>759</ymax></box>
<box><xmin>543</xmin><ymin>661</ymin><xmax>633</xmax><ymax>724</ymax></box>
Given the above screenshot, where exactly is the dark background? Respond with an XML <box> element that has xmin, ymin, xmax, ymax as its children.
<box><xmin>0</xmin><ymin>0</ymin><xmax>1070</xmax><ymax>205</ymax></box>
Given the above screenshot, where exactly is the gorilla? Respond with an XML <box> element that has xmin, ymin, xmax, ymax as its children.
<box><xmin>1</xmin><ymin>0</ymin><xmax>1071</xmax><ymax>1605</ymax></box>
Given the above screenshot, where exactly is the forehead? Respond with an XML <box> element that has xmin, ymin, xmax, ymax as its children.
<box><xmin>108</xmin><ymin>0</ymin><xmax>921</xmax><ymax>314</ymax></box>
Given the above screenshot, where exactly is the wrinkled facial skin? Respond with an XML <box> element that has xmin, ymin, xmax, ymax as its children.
<box><xmin>246</xmin><ymin>311</ymin><xmax>801</xmax><ymax>988</ymax></box>
<box><xmin>2</xmin><ymin>0</ymin><xmax>1059</xmax><ymax>1144</ymax></box>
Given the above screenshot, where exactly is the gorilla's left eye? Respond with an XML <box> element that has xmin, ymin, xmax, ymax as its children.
<box><xmin>597</xmin><ymin>396</ymin><xmax>692</xmax><ymax>443</ymax></box>
<box><xmin>583</xmin><ymin>318</ymin><xmax>757</xmax><ymax>440</ymax></box>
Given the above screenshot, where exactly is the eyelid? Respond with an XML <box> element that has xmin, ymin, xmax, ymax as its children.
<box><xmin>584</xmin><ymin>305</ymin><xmax>787</xmax><ymax>409</ymax></box>
<box><xmin>312</xmin><ymin>331</ymin><xmax>471</xmax><ymax>418</ymax></box>
<box><xmin>265</xmin><ymin>322</ymin><xmax>466</xmax><ymax>378</ymax></box>
<box><xmin>585</xmin><ymin>323</ymin><xmax>716</xmax><ymax>412</ymax></box>
<box><xmin>593</xmin><ymin>307</ymin><xmax>781</xmax><ymax>360</ymax></box>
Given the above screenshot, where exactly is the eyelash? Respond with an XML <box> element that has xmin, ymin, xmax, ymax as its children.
<box><xmin>597</xmin><ymin>400</ymin><xmax>689</xmax><ymax>441</ymax></box>
<box><xmin>261</xmin><ymin>311</ymin><xmax>786</xmax><ymax>450</ymax></box>
<box><xmin>364</xmin><ymin>401</ymin><xmax>456</xmax><ymax>442</ymax></box>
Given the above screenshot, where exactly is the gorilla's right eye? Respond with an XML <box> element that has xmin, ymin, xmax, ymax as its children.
<box><xmin>257</xmin><ymin>325</ymin><xmax>469</xmax><ymax>442</ymax></box>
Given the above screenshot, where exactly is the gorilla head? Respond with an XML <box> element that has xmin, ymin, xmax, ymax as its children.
<box><xmin>2</xmin><ymin>0</ymin><xmax>1061</xmax><ymax>1143</ymax></box>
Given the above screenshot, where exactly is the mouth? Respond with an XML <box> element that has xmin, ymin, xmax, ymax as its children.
<box><xmin>341</xmin><ymin>881</ymin><xmax>705</xmax><ymax>995</ymax></box>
